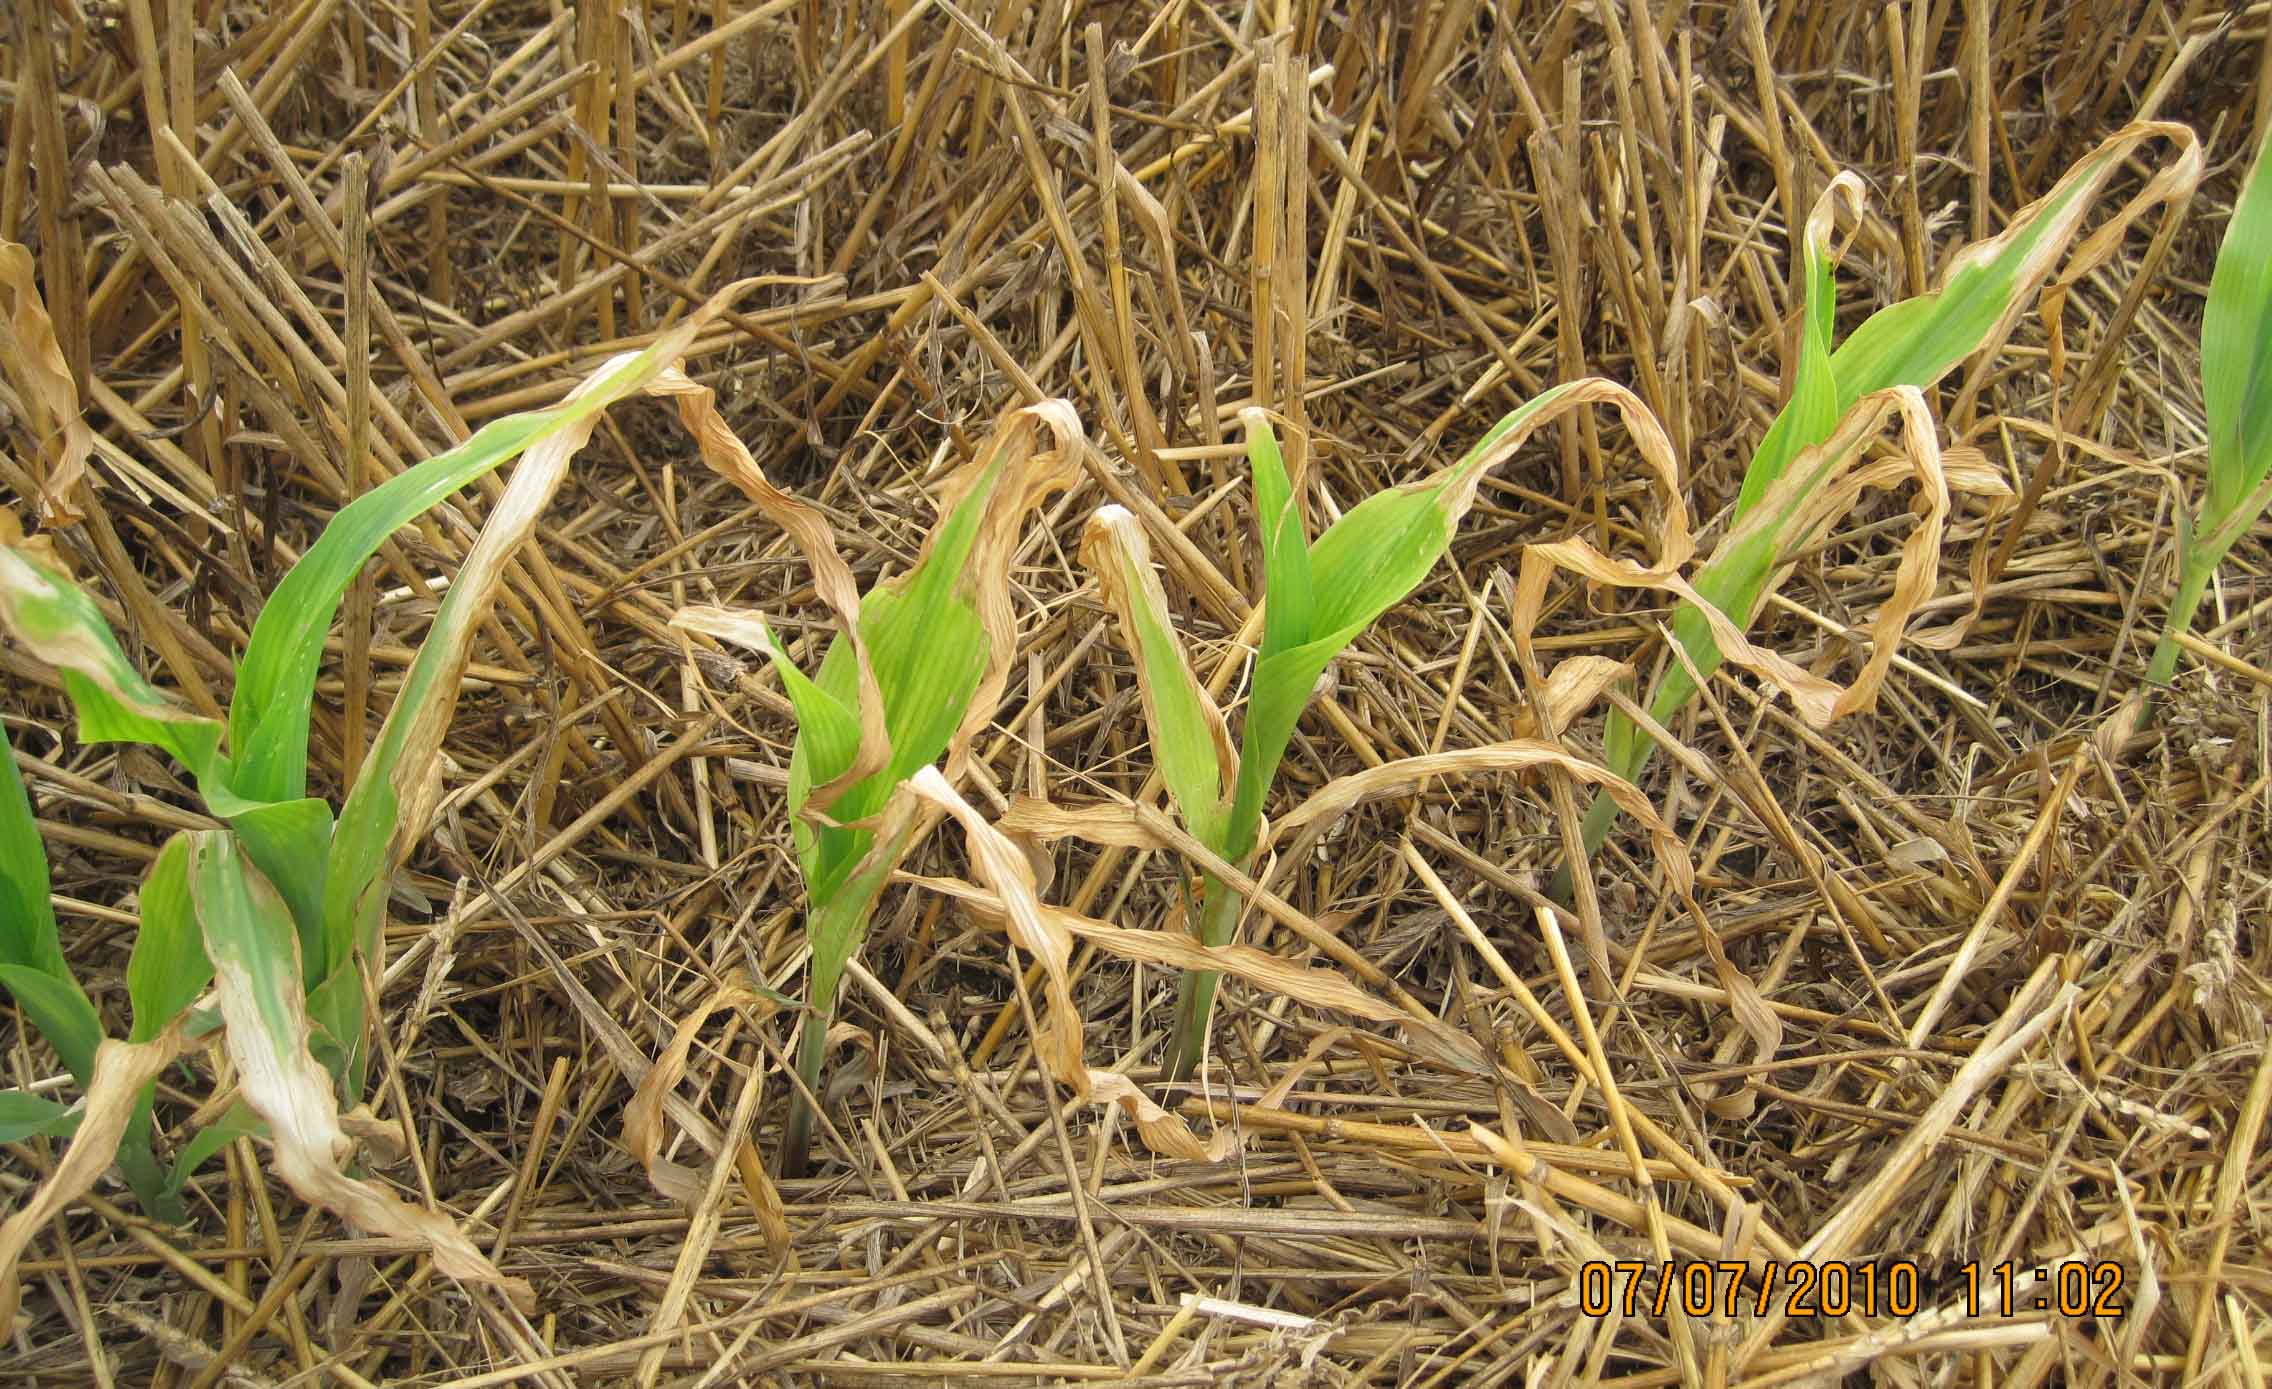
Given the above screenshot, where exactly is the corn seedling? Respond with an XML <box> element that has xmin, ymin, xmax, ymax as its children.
<box><xmin>670</xmin><ymin>400</ymin><xmax>1082</xmax><ymax>1176</ymax></box>
<box><xmin>1086</xmin><ymin>383</ymin><xmax>1713</xmax><ymax>1081</ymax></box>
<box><xmin>0</xmin><ymin>272</ymin><xmax>773</xmax><ymax>1314</ymax></box>
<box><xmin>1542</xmin><ymin>122</ymin><xmax>2198</xmax><ymax>888</ymax></box>
<box><xmin>2143</xmin><ymin>123</ymin><xmax>2272</xmax><ymax>699</ymax></box>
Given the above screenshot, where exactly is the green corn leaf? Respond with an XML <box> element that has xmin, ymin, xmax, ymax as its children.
<box><xmin>788</xmin><ymin>644</ymin><xmax>869</xmax><ymax>897</ymax></box>
<box><xmin>794</xmin><ymin>470</ymin><xmax>999</xmax><ymax>870</ymax></box>
<box><xmin>685</xmin><ymin>404</ymin><xmax>1080</xmax><ymax>904</ymax></box>
<box><xmin>120</xmin><ymin>835</ymin><xmax>208</xmax><ymax>1223</ymax></box>
<box><xmin>1233</xmin><ymin>480</ymin><xmax>1455</xmax><ymax>857</ymax></box>
<box><xmin>1829</xmin><ymin>124</ymin><xmax>2191</xmax><ymax>412</ymax></box>
<box><xmin>1736</xmin><ymin>183</ymin><xmax>1849</xmax><ymax>518</ymax></box>
<box><xmin>0</xmin><ymin>544</ymin><xmax>226</xmax><ymax>786</ymax></box>
<box><xmin>164</xmin><ymin>1102</ymin><xmax>263</xmax><ymax>1198</ymax></box>
<box><xmin>1079</xmin><ymin>506</ymin><xmax>1234</xmax><ymax>850</ymax></box>
<box><xmin>0</xmin><ymin>730</ymin><xmax>69</xmax><ymax>987</ymax></box>
<box><xmin>1306</xmin><ymin>379</ymin><xmax>1601</xmax><ymax>647</ymax></box>
<box><xmin>675</xmin><ymin>606</ymin><xmax>871</xmax><ymax>901</ymax></box>
<box><xmin>1</xmin><ymin>736</ymin><xmax>177</xmax><ymax>1216</ymax></box>
<box><xmin>1232</xmin><ymin>386</ymin><xmax>1599</xmax><ymax>858</ymax></box>
<box><xmin>859</xmin><ymin>550</ymin><xmax>992</xmax><ymax>796</ymax></box>
<box><xmin>2148</xmin><ymin>121</ymin><xmax>2272</xmax><ymax>691</ymax></box>
<box><xmin>318</xmin><ymin>334</ymin><xmax>713</xmax><ymax>1067</ymax></box>
<box><xmin>797</xmin><ymin>422</ymin><xmax>1065</xmax><ymax>903</ymax></box>
<box><xmin>1824</xmin><ymin>184</ymin><xmax>2086</xmax><ymax>408</ymax></box>
<box><xmin>1303</xmin><ymin>486</ymin><xmax>1461</xmax><ymax>639</ymax></box>
<box><xmin>0</xmin><ymin>963</ymin><xmax>102</xmax><ymax>1086</ymax></box>
<box><xmin>1617</xmin><ymin>192</ymin><xmax>1853</xmax><ymax>780</ymax></box>
<box><xmin>674</xmin><ymin>609</ymin><xmax>864</xmax><ymax>863</ymax></box>
<box><xmin>311</xmin><ymin>765</ymin><xmax>393</xmax><ymax>1093</ymax></box>
<box><xmin>229</xmin><ymin>366</ymin><xmax>658</xmax><ymax>806</ymax></box>
<box><xmin>2203</xmin><ymin>124</ymin><xmax>2272</xmax><ymax>521</ymax></box>
<box><xmin>1089</xmin><ymin>386</ymin><xmax>1620</xmax><ymax>877</ymax></box>
<box><xmin>1104</xmin><ymin>384</ymin><xmax>1660</xmax><ymax>1077</ymax></box>
<box><xmin>1248</xmin><ymin>413</ymin><xmax>1314</xmax><ymax>661</ymax></box>
<box><xmin>127</xmin><ymin>835</ymin><xmax>211</xmax><ymax>1044</ymax></box>
<box><xmin>0</xmin><ymin>1090</ymin><xmax>77</xmax><ymax>1143</ymax></box>
<box><xmin>222</xmin><ymin>798</ymin><xmax>333</xmax><ymax>979</ymax></box>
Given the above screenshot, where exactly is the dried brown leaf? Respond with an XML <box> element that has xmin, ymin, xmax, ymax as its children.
<box><xmin>0</xmin><ymin>242</ymin><xmax>92</xmax><ymax>525</ymax></box>
<box><xmin>625</xmin><ymin>979</ymin><xmax>779</xmax><ymax>1211</ymax></box>
<box><xmin>0</xmin><ymin>1023</ymin><xmax>195</xmax><ymax>1327</ymax></box>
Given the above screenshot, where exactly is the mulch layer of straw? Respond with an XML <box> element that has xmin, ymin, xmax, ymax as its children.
<box><xmin>3</xmin><ymin>2</ymin><xmax>2269</xmax><ymax>1385</ymax></box>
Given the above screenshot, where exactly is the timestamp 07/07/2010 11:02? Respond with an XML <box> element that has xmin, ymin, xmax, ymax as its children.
<box><xmin>1576</xmin><ymin>1259</ymin><xmax>2129</xmax><ymax>1321</ymax></box>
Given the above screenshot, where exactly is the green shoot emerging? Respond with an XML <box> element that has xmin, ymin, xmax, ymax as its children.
<box><xmin>672</xmin><ymin>400</ymin><xmax>1081</xmax><ymax>1175</ymax></box>
<box><xmin>1088</xmin><ymin>383</ymin><xmax>1688</xmax><ymax>1080</ymax></box>
<box><xmin>1556</xmin><ymin>121</ymin><xmax>2199</xmax><ymax>885</ymax></box>
<box><xmin>2145</xmin><ymin>122</ymin><xmax>2272</xmax><ymax>697</ymax></box>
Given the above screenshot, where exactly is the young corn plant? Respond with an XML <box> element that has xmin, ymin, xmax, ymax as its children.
<box><xmin>0</xmin><ymin>275</ymin><xmax>771</xmax><ymax>1314</ymax></box>
<box><xmin>1085</xmin><ymin>383</ymin><xmax>1691</xmax><ymax>1081</ymax></box>
<box><xmin>2143</xmin><ymin>122</ymin><xmax>2272</xmax><ymax>699</ymax></box>
<box><xmin>670</xmin><ymin>400</ymin><xmax>1081</xmax><ymax>1176</ymax></box>
<box><xmin>1549</xmin><ymin>121</ymin><xmax>2198</xmax><ymax>885</ymax></box>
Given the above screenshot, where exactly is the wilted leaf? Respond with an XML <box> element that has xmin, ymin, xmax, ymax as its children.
<box><xmin>625</xmin><ymin>978</ymin><xmax>778</xmax><ymax>1212</ymax></box>
<box><xmin>1579</xmin><ymin>121</ymin><xmax>2200</xmax><ymax>849</ymax></box>
<box><xmin>189</xmin><ymin>831</ymin><xmax>534</xmax><ymax>1312</ymax></box>
<box><xmin>653</xmin><ymin>365</ymin><xmax>891</xmax><ymax>810</ymax></box>
<box><xmin>1276</xmin><ymin>743</ymin><xmax>1693</xmax><ymax>891</ymax></box>
<box><xmin>0</xmin><ymin>242</ymin><xmax>93</xmax><ymax>525</ymax></box>
<box><xmin>996</xmin><ymin>797</ymin><xmax>1174</xmax><ymax>851</ymax></box>
<box><xmin>320</xmin><ymin>282</ymin><xmax>779</xmax><ymax>1059</ymax></box>
<box><xmin>0</xmin><ymin>1021</ymin><xmax>195</xmax><ymax>1325</ymax></box>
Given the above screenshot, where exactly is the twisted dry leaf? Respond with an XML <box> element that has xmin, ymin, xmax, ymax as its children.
<box><xmin>1722</xmin><ymin>387</ymin><xmax>1986</xmax><ymax>714</ymax></box>
<box><xmin>624</xmin><ymin>982</ymin><xmax>776</xmax><ymax>1194</ymax></box>
<box><xmin>997</xmin><ymin>797</ymin><xmax>1170</xmax><ymax>851</ymax></box>
<box><xmin>1276</xmin><ymin>742</ymin><xmax>1684</xmax><ymax>879</ymax></box>
<box><xmin>916</xmin><ymin>802</ymin><xmax>1401</xmax><ymax>1025</ymax></box>
<box><xmin>1515</xmin><ymin>655</ymin><xmax>1633</xmax><ymax>739</ymax></box>
<box><xmin>0</xmin><ymin>1021</ymin><xmax>195</xmax><ymax>1326</ymax></box>
<box><xmin>0</xmin><ymin>241</ymin><xmax>93</xmax><ymax>525</ymax></box>
<box><xmin>916</xmin><ymin>765</ymin><xmax>1434</xmax><ymax>1162</ymax></box>
<box><xmin>654</xmin><ymin>363</ymin><xmax>891</xmax><ymax>808</ymax></box>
